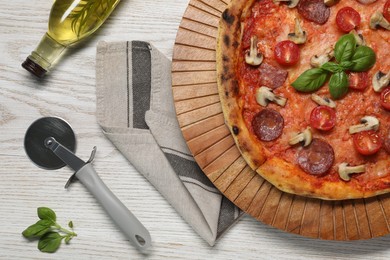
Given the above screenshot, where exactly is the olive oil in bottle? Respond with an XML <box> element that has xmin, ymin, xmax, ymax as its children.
<box><xmin>22</xmin><ymin>0</ymin><xmax>121</xmax><ymax>77</ymax></box>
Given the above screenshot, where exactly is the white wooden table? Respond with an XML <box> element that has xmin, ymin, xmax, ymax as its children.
<box><xmin>1</xmin><ymin>0</ymin><xmax>390</xmax><ymax>259</ymax></box>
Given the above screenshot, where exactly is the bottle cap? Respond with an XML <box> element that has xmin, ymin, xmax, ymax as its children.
<box><xmin>22</xmin><ymin>58</ymin><xmax>47</xmax><ymax>78</ymax></box>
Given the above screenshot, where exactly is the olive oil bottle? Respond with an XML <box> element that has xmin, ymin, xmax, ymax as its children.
<box><xmin>22</xmin><ymin>0</ymin><xmax>121</xmax><ymax>77</ymax></box>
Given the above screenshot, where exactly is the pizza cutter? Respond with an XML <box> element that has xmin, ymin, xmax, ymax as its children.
<box><xmin>24</xmin><ymin>117</ymin><xmax>151</xmax><ymax>252</ymax></box>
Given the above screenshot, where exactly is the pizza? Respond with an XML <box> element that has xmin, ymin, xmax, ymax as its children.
<box><xmin>216</xmin><ymin>0</ymin><xmax>390</xmax><ymax>200</ymax></box>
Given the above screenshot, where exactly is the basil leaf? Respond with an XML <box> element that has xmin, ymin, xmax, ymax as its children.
<box><xmin>339</xmin><ymin>61</ymin><xmax>355</xmax><ymax>70</ymax></box>
<box><xmin>321</xmin><ymin>62</ymin><xmax>342</xmax><ymax>73</ymax></box>
<box><xmin>350</xmin><ymin>46</ymin><xmax>376</xmax><ymax>72</ymax></box>
<box><xmin>38</xmin><ymin>207</ymin><xmax>56</xmax><ymax>223</ymax></box>
<box><xmin>329</xmin><ymin>71</ymin><xmax>349</xmax><ymax>99</ymax></box>
<box><xmin>22</xmin><ymin>220</ymin><xmax>52</xmax><ymax>238</ymax></box>
<box><xmin>38</xmin><ymin>232</ymin><xmax>63</xmax><ymax>253</ymax></box>
<box><xmin>291</xmin><ymin>68</ymin><xmax>329</xmax><ymax>92</ymax></box>
<box><xmin>334</xmin><ymin>34</ymin><xmax>356</xmax><ymax>63</ymax></box>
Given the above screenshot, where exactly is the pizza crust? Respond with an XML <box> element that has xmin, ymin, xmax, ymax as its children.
<box><xmin>216</xmin><ymin>0</ymin><xmax>390</xmax><ymax>200</ymax></box>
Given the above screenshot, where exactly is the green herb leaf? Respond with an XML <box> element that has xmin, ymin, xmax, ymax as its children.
<box><xmin>22</xmin><ymin>220</ymin><xmax>53</xmax><ymax>238</ymax></box>
<box><xmin>321</xmin><ymin>62</ymin><xmax>342</xmax><ymax>73</ymax></box>
<box><xmin>38</xmin><ymin>232</ymin><xmax>63</xmax><ymax>253</ymax></box>
<box><xmin>339</xmin><ymin>61</ymin><xmax>355</xmax><ymax>70</ymax></box>
<box><xmin>38</xmin><ymin>207</ymin><xmax>56</xmax><ymax>223</ymax></box>
<box><xmin>64</xmin><ymin>236</ymin><xmax>72</xmax><ymax>244</ymax></box>
<box><xmin>291</xmin><ymin>68</ymin><xmax>329</xmax><ymax>92</ymax></box>
<box><xmin>329</xmin><ymin>71</ymin><xmax>349</xmax><ymax>99</ymax></box>
<box><xmin>334</xmin><ymin>34</ymin><xmax>356</xmax><ymax>63</ymax></box>
<box><xmin>23</xmin><ymin>207</ymin><xmax>77</xmax><ymax>253</ymax></box>
<box><xmin>350</xmin><ymin>46</ymin><xmax>376</xmax><ymax>72</ymax></box>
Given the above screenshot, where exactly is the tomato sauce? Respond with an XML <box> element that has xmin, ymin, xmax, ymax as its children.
<box><xmin>238</xmin><ymin>0</ymin><xmax>390</xmax><ymax>186</ymax></box>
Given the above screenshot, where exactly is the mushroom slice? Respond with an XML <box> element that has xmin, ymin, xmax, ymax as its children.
<box><xmin>288</xmin><ymin>18</ymin><xmax>307</xmax><ymax>44</ymax></box>
<box><xmin>370</xmin><ymin>11</ymin><xmax>390</xmax><ymax>30</ymax></box>
<box><xmin>357</xmin><ymin>0</ymin><xmax>378</xmax><ymax>4</ymax></box>
<box><xmin>256</xmin><ymin>86</ymin><xmax>287</xmax><ymax>107</ymax></box>
<box><xmin>245</xmin><ymin>35</ymin><xmax>263</xmax><ymax>66</ymax></box>
<box><xmin>350</xmin><ymin>29</ymin><xmax>365</xmax><ymax>46</ymax></box>
<box><xmin>310</xmin><ymin>47</ymin><xmax>334</xmax><ymax>68</ymax></box>
<box><xmin>338</xmin><ymin>163</ymin><xmax>366</xmax><ymax>181</ymax></box>
<box><xmin>324</xmin><ymin>0</ymin><xmax>340</xmax><ymax>6</ymax></box>
<box><xmin>311</xmin><ymin>94</ymin><xmax>336</xmax><ymax>108</ymax></box>
<box><xmin>349</xmin><ymin>116</ymin><xmax>380</xmax><ymax>134</ymax></box>
<box><xmin>273</xmin><ymin>0</ymin><xmax>300</xmax><ymax>8</ymax></box>
<box><xmin>372</xmin><ymin>71</ymin><xmax>390</xmax><ymax>92</ymax></box>
<box><xmin>288</xmin><ymin>127</ymin><xmax>312</xmax><ymax>147</ymax></box>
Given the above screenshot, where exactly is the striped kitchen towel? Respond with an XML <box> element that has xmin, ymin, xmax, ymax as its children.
<box><xmin>95</xmin><ymin>41</ymin><xmax>242</xmax><ymax>246</ymax></box>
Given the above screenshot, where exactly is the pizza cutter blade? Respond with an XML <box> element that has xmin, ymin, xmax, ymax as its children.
<box><xmin>24</xmin><ymin>117</ymin><xmax>76</xmax><ymax>170</ymax></box>
<box><xmin>24</xmin><ymin>117</ymin><xmax>152</xmax><ymax>252</ymax></box>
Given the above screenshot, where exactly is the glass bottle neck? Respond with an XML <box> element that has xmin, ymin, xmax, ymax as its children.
<box><xmin>23</xmin><ymin>33</ymin><xmax>66</xmax><ymax>77</ymax></box>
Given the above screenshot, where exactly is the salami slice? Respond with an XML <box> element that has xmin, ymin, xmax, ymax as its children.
<box><xmin>297</xmin><ymin>0</ymin><xmax>330</xmax><ymax>25</ymax></box>
<box><xmin>252</xmin><ymin>108</ymin><xmax>284</xmax><ymax>141</ymax></box>
<box><xmin>297</xmin><ymin>138</ymin><xmax>335</xmax><ymax>175</ymax></box>
<box><xmin>258</xmin><ymin>63</ymin><xmax>288</xmax><ymax>89</ymax></box>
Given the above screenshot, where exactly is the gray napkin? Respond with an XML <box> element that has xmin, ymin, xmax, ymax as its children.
<box><xmin>96</xmin><ymin>41</ymin><xmax>242</xmax><ymax>246</ymax></box>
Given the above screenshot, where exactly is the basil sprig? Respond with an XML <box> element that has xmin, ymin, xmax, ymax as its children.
<box><xmin>291</xmin><ymin>32</ymin><xmax>376</xmax><ymax>99</ymax></box>
<box><xmin>22</xmin><ymin>207</ymin><xmax>77</xmax><ymax>253</ymax></box>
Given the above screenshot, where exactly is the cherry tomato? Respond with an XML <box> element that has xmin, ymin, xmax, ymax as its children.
<box><xmin>348</xmin><ymin>72</ymin><xmax>369</xmax><ymax>90</ymax></box>
<box><xmin>353</xmin><ymin>130</ymin><xmax>382</xmax><ymax>155</ymax></box>
<box><xmin>336</xmin><ymin>7</ymin><xmax>361</xmax><ymax>32</ymax></box>
<box><xmin>380</xmin><ymin>87</ymin><xmax>390</xmax><ymax>110</ymax></box>
<box><xmin>384</xmin><ymin>0</ymin><xmax>390</xmax><ymax>23</ymax></box>
<box><xmin>274</xmin><ymin>40</ymin><xmax>300</xmax><ymax>66</ymax></box>
<box><xmin>310</xmin><ymin>105</ymin><xmax>336</xmax><ymax>131</ymax></box>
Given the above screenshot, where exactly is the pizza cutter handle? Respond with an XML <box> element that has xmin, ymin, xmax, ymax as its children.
<box><xmin>75</xmin><ymin>163</ymin><xmax>152</xmax><ymax>252</ymax></box>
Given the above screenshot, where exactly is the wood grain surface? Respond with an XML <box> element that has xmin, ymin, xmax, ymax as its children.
<box><xmin>2</xmin><ymin>0</ymin><xmax>390</xmax><ymax>259</ymax></box>
<box><xmin>171</xmin><ymin>0</ymin><xmax>390</xmax><ymax>241</ymax></box>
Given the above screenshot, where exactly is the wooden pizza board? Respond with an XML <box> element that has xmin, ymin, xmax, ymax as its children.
<box><xmin>171</xmin><ymin>0</ymin><xmax>390</xmax><ymax>240</ymax></box>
